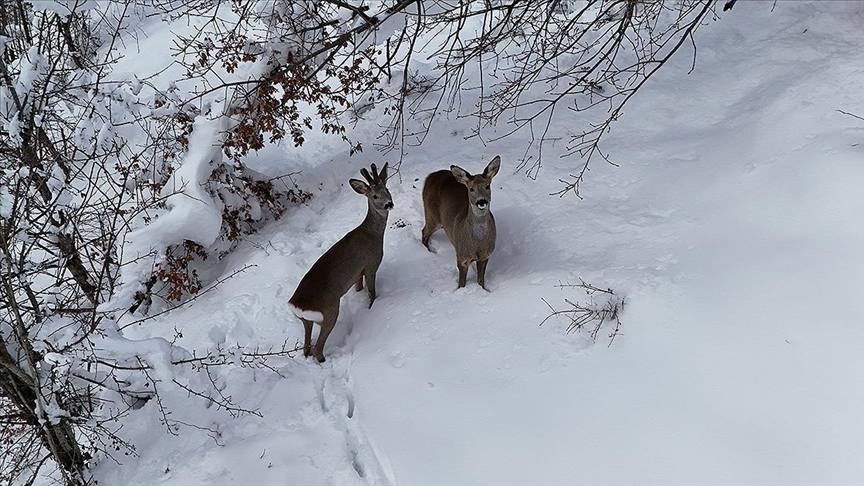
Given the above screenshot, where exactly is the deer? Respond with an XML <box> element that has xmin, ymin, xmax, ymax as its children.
<box><xmin>421</xmin><ymin>156</ymin><xmax>500</xmax><ymax>290</ymax></box>
<box><xmin>288</xmin><ymin>163</ymin><xmax>393</xmax><ymax>362</ymax></box>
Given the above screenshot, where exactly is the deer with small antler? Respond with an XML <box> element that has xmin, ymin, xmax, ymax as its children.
<box><xmin>288</xmin><ymin>163</ymin><xmax>393</xmax><ymax>362</ymax></box>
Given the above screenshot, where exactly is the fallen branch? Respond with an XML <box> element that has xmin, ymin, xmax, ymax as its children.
<box><xmin>541</xmin><ymin>280</ymin><xmax>625</xmax><ymax>346</ymax></box>
<box><xmin>837</xmin><ymin>109</ymin><xmax>864</xmax><ymax>122</ymax></box>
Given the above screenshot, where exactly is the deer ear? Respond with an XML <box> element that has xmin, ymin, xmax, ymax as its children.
<box><xmin>483</xmin><ymin>156</ymin><xmax>500</xmax><ymax>179</ymax></box>
<box><xmin>450</xmin><ymin>165</ymin><xmax>470</xmax><ymax>185</ymax></box>
<box><xmin>349</xmin><ymin>179</ymin><xmax>370</xmax><ymax>195</ymax></box>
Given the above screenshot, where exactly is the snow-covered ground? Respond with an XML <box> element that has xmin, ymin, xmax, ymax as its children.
<box><xmin>94</xmin><ymin>1</ymin><xmax>863</xmax><ymax>485</ymax></box>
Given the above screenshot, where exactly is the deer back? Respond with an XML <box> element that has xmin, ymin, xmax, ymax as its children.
<box><xmin>422</xmin><ymin>169</ymin><xmax>470</xmax><ymax>228</ymax></box>
<box><xmin>288</xmin><ymin>229</ymin><xmax>372</xmax><ymax>316</ymax></box>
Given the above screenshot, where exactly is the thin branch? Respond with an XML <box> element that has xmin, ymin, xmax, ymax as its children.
<box><xmin>837</xmin><ymin>109</ymin><xmax>864</xmax><ymax>122</ymax></box>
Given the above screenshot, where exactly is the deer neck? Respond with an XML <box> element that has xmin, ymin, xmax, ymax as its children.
<box><xmin>463</xmin><ymin>206</ymin><xmax>491</xmax><ymax>239</ymax></box>
<box><xmin>359</xmin><ymin>201</ymin><xmax>388</xmax><ymax>236</ymax></box>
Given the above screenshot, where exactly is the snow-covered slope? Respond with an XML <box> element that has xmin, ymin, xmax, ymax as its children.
<box><xmin>98</xmin><ymin>1</ymin><xmax>863</xmax><ymax>485</ymax></box>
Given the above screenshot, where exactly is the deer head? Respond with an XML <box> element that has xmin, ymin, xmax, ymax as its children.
<box><xmin>450</xmin><ymin>156</ymin><xmax>500</xmax><ymax>217</ymax></box>
<box><xmin>349</xmin><ymin>162</ymin><xmax>393</xmax><ymax>215</ymax></box>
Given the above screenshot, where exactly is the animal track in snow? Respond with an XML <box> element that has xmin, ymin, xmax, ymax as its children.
<box><xmin>314</xmin><ymin>355</ymin><xmax>395</xmax><ymax>485</ymax></box>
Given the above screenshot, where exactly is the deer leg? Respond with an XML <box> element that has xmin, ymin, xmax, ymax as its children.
<box><xmin>457</xmin><ymin>259</ymin><xmax>469</xmax><ymax>288</ymax></box>
<box><xmin>421</xmin><ymin>224</ymin><xmax>435</xmax><ymax>251</ymax></box>
<box><xmin>365</xmin><ymin>271</ymin><xmax>377</xmax><ymax>308</ymax></box>
<box><xmin>313</xmin><ymin>309</ymin><xmax>339</xmax><ymax>363</ymax></box>
<box><xmin>421</xmin><ymin>210</ymin><xmax>439</xmax><ymax>251</ymax></box>
<box><xmin>301</xmin><ymin>318</ymin><xmax>314</xmax><ymax>358</ymax></box>
<box><xmin>354</xmin><ymin>275</ymin><xmax>364</xmax><ymax>292</ymax></box>
<box><xmin>476</xmin><ymin>259</ymin><xmax>489</xmax><ymax>290</ymax></box>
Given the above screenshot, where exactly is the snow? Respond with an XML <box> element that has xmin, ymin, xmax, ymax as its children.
<box><xmin>30</xmin><ymin>0</ymin><xmax>98</xmax><ymax>16</ymax></box>
<box><xmin>0</xmin><ymin>181</ymin><xmax>11</xmax><ymax>219</ymax></box>
<box><xmin>110</xmin><ymin>114</ymin><xmax>228</xmax><ymax>309</ymax></box>
<box><xmin>82</xmin><ymin>1</ymin><xmax>864</xmax><ymax>485</ymax></box>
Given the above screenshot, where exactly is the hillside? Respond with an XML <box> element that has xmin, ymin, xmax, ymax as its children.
<box><xmin>86</xmin><ymin>1</ymin><xmax>864</xmax><ymax>485</ymax></box>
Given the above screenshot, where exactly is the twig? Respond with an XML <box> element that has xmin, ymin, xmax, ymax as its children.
<box><xmin>837</xmin><ymin>109</ymin><xmax>864</xmax><ymax>122</ymax></box>
<box><xmin>171</xmin><ymin>379</ymin><xmax>261</xmax><ymax>418</ymax></box>
<box><xmin>555</xmin><ymin>278</ymin><xmax>615</xmax><ymax>295</ymax></box>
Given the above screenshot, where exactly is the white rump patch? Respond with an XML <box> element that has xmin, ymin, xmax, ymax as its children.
<box><xmin>287</xmin><ymin>302</ymin><xmax>323</xmax><ymax>323</ymax></box>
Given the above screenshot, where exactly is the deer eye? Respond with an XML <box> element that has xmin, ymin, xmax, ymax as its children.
<box><xmin>469</xmin><ymin>188</ymin><xmax>475</xmax><ymax>192</ymax></box>
<box><xmin>373</xmin><ymin>195</ymin><xmax>379</xmax><ymax>199</ymax></box>
<box><xmin>485</xmin><ymin>185</ymin><xmax>490</xmax><ymax>190</ymax></box>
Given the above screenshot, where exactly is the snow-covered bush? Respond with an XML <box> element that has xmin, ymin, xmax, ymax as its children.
<box><xmin>0</xmin><ymin>2</ymin><xmax>304</xmax><ymax>483</ymax></box>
